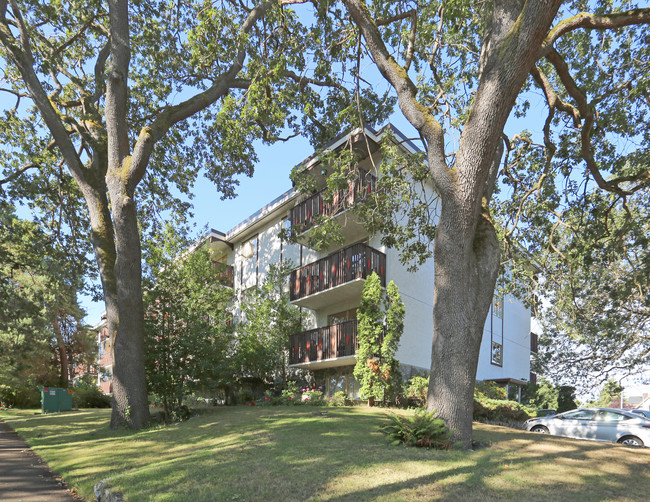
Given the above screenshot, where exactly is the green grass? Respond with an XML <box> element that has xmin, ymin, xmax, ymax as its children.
<box><xmin>2</xmin><ymin>406</ymin><xmax>649</xmax><ymax>501</ymax></box>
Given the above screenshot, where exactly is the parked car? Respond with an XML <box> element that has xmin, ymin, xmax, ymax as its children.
<box><xmin>524</xmin><ymin>407</ymin><xmax>650</xmax><ymax>447</ymax></box>
<box><xmin>630</xmin><ymin>409</ymin><xmax>650</xmax><ymax>419</ymax></box>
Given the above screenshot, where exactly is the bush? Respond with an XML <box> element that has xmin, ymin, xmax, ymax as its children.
<box><xmin>328</xmin><ymin>391</ymin><xmax>349</xmax><ymax>407</ymax></box>
<box><xmin>380</xmin><ymin>410</ymin><xmax>453</xmax><ymax>449</ymax></box>
<box><xmin>72</xmin><ymin>382</ymin><xmax>111</xmax><ymax>408</ymax></box>
<box><xmin>473</xmin><ymin>395</ymin><xmax>533</xmax><ymax>426</ymax></box>
<box><xmin>279</xmin><ymin>381</ymin><xmax>300</xmax><ymax>405</ymax></box>
<box><xmin>0</xmin><ymin>385</ymin><xmax>40</xmax><ymax>408</ymax></box>
<box><xmin>474</xmin><ymin>380</ymin><xmax>508</xmax><ymax>400</ymax></box>
<box><xmin>237</xmin><ymin>388</ymin><xmax>255</xmax><ymax>404</ymax></box>
<box><xmin>405</xmin><ymin>376</ymin><xmax>429</xmax><ymax>408</ymax></box>
<box><xmin>302</xmin><ymin>390</ymin><xmax>324</xmax><ymax>405</ymax></box>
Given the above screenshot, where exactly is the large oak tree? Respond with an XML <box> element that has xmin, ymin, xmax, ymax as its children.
<box><xmin>322</xmin><ymin>0</ymin><xmax>650</xmax><ymax>446</ymax></box>
<box><xmin>0</xmin><ymin>0</ymin><xmax>392</xmax><ymax>428</ymax></box>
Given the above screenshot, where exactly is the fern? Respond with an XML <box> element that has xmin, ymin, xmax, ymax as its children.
<box><xmin>380</xmin><ymin>410</ymin><xmax>453</xmax><ymax>449</ymax></box>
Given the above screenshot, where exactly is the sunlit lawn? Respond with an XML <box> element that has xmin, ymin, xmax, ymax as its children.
<box><xmin>1</xmin><ymin>406</ymin><xmax>649</xmax><ymax>501</ymax></box>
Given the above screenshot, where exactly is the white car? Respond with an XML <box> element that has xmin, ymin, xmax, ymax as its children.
<box><xmin>524</xmin><ymin>407</ymin><xmax>650</xmax><ymax>447</ymax></box>
<box><xmin>630</xmin><ymin>409</ymin><xmax>650</xmax><ymax>419</ymax></box>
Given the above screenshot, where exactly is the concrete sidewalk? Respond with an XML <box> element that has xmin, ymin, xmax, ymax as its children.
<box><xmin>0</xmin><ymin>419</ymin><xmax>77</xmax><ymax>501</ymax></box>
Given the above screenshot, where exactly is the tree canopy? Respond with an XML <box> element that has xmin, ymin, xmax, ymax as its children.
<box><xmin>0</xmin><ymin>0</ymin><xmax>392</xmax><ymax>427</ymax></box>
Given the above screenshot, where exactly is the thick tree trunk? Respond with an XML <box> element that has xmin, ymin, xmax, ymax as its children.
<box><xmin>107</xmin><ymin>180</ymin><xmax>150</xmax><ymax>429</ymax></box>
<box><xmin>82</xmin><ymin>177</ymin><xmax>150</xmax><ymax>429</ymax></box>
<box><xmin>426</xmin><ymin>200</ymin><xmax>501</xmax><ymax>447</ymax></box>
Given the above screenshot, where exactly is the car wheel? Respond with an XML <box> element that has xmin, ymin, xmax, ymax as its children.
<box><xmin>531</xmin><ymin>425</ymin><xmax>549</xmax><ymax>434</ymax></box>
<box><xmin>617</xmin><ymin>436</ymin><xmax>644</xmax><ymax>447</ymax></box>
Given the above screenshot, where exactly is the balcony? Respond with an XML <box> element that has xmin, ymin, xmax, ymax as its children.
<box><xmin>289</xmin><ymin>170</ymin><xmax>376</xmax><ymax>247</ymax></box>
<box><xmin>289</xmin><ymin>320</ymin><xmax>358</xmax><ymax>369</ymax></box>
<box><xmin>289</xmin><ymin>243</ymin><xmax>386</xmax><ymax>309</ymax></box>
<box><xmin>212</xmin><ymin>262</ymin><xmax>234</xmax><ymax>288</ymax></box>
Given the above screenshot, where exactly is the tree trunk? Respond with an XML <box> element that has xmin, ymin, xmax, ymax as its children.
<box><xmin>53</xmin><ymin>314</ymin><xmax>69</xmax><ymax>388</ymax></box>
<box><xmin>426</xmin><ymin>199</ymin><xmax>501</xmax><ymax>447</ymax></box>
<box><xmin>106</xmin><ymin>178</ymin><xmax>150</xmax><ymax>429</ymax></box>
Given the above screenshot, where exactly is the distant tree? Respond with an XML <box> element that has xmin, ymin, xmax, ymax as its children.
<box><xmin>0</xmin><ymin>204</ymin><xmax>91</xmax><ymax>405</ymax></box>
<box><xmin>557</xmin><ymin>385</ymin><xmax>578</xmax><ymax>413</ymax></box>
<box><xmin>533</xmin><ymin>195</ymin><xmax>650</xmax><ymax>388</ymax></box>
<box><xmin>524</xmin><ymin>379</ymin><xmax>559</xmax><ymax>411</ymax></box>
<box><xmin>591</xmin><ymin>380</ymin><xmax>624</xmax><ymax>408</ymax></box>
<box><xmin>144</xmin><ymin>228</ymin><xmax>234</xmax><ymax>420</ymax></box>
<box><xmin>237</xmin><ymin>263</ymin><xmax>303</xmax><ymax>386</ymax></box>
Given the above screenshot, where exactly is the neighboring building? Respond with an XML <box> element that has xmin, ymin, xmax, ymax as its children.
<box><xmin>95</xmin><ymin>124</ymin><xmax>533</xmax><ymax>399</ymax></box>
<box><xmin>637</xmin><ymin>394</ymin><xmax>650</xmax><ymax>411</ymax></box>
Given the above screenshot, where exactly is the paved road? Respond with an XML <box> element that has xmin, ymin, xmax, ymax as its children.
<box><xmin>0</xmin><ymin>419</ymin><xmax>77</xmax><ymax>501</ymax></box>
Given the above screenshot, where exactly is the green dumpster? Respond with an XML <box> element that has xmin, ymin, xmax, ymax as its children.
<box><xmin>40</xmin><ymin>387</ymin><xmax>73</xmax><ymax>413</ymax></box>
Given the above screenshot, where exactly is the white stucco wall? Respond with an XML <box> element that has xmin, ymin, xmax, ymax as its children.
<box><xmin>476</xmin><ymin>294</ymin><xmax>532</xmax><ymax>382</ymax></box>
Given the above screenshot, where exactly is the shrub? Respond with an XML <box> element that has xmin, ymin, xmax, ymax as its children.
<box><xmin>237</xmin><ymin>388</ymin><xmax>255</xmax><ymax>404</ymax></box>
<box><xmin>380</xmin><ymin>410</ymin><xmax>453</xmax><ymax>449</ymax></box>
<box><xmin>405</xmin><ymin>376</ymin><xmax>429</xmax><ymax>408</ymax></box>
<box><xmin>302</xmin><ymin>390</ymin><xmax>324</xmax><ymax>405</ymax></box>
<box><xmin>72</xmin><ymin>382</ymin><xmax>111</xmax><ymax>408</ymax></box>
<box><xmin>474</xmin><ymin>380</ymin><xmax>507</xmax><ymax>400</ymax></box>
<box><xmin>473</xmin><ymin>395</ymin><xmax>533</xmax><ymax>426</ymax></box>
<box><xmin>328</xmin><ymin>391</ymin><xmax>349</xmax><ymax>407</ymax></box>
<box><xmin>0</xmin><ymin>385</ymin><xmax>40</xmax><ymax>408</ymax></box>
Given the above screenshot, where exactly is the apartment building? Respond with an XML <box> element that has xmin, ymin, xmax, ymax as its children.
<box><xmin>204</xmin><ymin>124</ymin><xmax>533</xmax><ymax>399</ymax></box>
<box><xmin>96</xmin><ymin>124</ymin><xmax>534</xmax><ymax>399</ymax></box>
<box><xmin>94</xmin><ymin>315</ymin><xmax>113</xmax><ymax>394</ymax></box>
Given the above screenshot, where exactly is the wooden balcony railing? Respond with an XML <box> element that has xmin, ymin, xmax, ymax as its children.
<box><xmin>289</xmin><ymin>243</ymin><xmax>386</xmax><ymax>301</ymax></box>
<box><xmin>289</xmin><ymin>170</ymin><xmax>376</xmax><ymax>234</ymax></box>
<box><xmin>289</xmin><ymin>320</ymin><xmax>359</xmax><ymax>365</ymax></box>
<box><xmin>212</xmin><ymin>262</ymin><xmax>234</xmax><ymax>288</ymax></box>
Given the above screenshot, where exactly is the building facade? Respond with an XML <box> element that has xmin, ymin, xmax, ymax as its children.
<box><xmin>204</xmin><ymin>125</ymin><xmax>533</xmax><ymax>399</ymax></box>
<box><xmin>96</xmin><ymin>124</ymin><xmax>534</xmax><ymax>399</ymax></box>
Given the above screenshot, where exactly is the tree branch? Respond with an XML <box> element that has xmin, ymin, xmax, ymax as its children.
<box><xmin>341</xmin><ymin>0</ymin><xmax>448</xmax><ymax>192</ymax></box>
<box><xmin>0</xmin><ymin>162</ymin><xmax>40</xmax><ymax>185</ymax></box>
<box><xmin>0</xmin><ymin>0</ymin><xmax>88</xmax><ymax>187</ymax></box>
<box><xmin>127</xmin><ymin>1</ymin><xmax>276</xmax><ymax>190</ymax></box>
<box><xmin>541</xmin><ymin>8</ymin><xmax>650</xmax><ymax>57</ymax></box>
<box><xmin>547</xmin><ymin>48</ymin><xmax>650</xmax><ymax>196</ymax></box>
<box><xmin>51</xmin><ymin>14</ymin><xmax>99</xmax><ymax>58</ymax></box>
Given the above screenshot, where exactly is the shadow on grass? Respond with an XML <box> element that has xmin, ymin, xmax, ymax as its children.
<box><xmin>3</xmin><ymin>407</ymin><xmax>650</xmax><ymax>502</ymax></box>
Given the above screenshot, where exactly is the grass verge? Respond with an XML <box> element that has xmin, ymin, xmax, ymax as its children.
<box><xmin>1</xmin><ymin>406</ymin><xmax>649</xmax><ymax>501</ymax></box>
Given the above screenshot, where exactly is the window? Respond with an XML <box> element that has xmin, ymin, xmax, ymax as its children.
<box><xmin>562</xmin><ymin>409</ymin><xmax>597</xmax><ymax>420</ymax></box>
<box><xmin>491</xmin><ymin>341</ymin><xmax>503</xmax><ymax>366</ymax></box>
<box><xmin>596</xmin><ymin>410</ymin><xmax>631</xmax><ymax>422</ymax></box>
<box><xmin>328</xmin><ymin>308</ymin><xmax>357</xmax><ymax>325</ymax></box>
<box><xmin>240</xmin><ymin>235</ymin><xmax>258</xmax><ymax>288</ymax></box>
<box><xmin>493</xmin><ymin>296</ymin><xmax>504</xmax><ymax>319</ymax></box>
<box><xmin>490</xmin><ymin>295</ymin><xmax>504</xmax><ymax>366</ymax></box>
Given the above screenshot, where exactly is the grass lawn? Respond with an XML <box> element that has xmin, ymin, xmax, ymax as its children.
<box><xmin>1</xmin><ymin>406</ymin><xmax>649</xmax><ymax>501</ymax></box>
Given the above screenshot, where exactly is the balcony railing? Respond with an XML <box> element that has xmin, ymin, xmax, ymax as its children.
<box><xmin>212</xmin><ymin>262</ymin><xmax>234</xmax><ymax>288</ymax></box>
<box><xmin>289</xmin><ymin>320</ymin><xmax>359</xmax><ymax>365</ymax></box>
<box><xmin>289</xmin><ymin>170</ymin><xmax>376</xmax><ymax>234</ymax></box>
<box><xmin>290</xmin><ymin>243</ymin><xmax>386</xmax><ymax>302</ymax></box>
